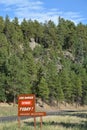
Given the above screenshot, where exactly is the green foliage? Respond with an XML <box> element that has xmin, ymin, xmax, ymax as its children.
<box><xmin>61</xmin><ymin>67</ymin><xmax>72</xmax><ymax>103</ymax></box>
<box><xmin>0</xmin><ymin>16</ymin><xmax>5</xmax><ymax>33</ymax></box>
<box><xmin>0</xmin><ymin>73</ymin><xmax>6</xmax><ymax>101</ymax></box>
<box><xmin>0</xmin><ymin>16</ymin><xmax>87</xmax><ymax>106</ymax></box>
<box><xmin>38</xmin><ymin>77</ymin><xmax>49</xmax><ymax>101</ymax></box>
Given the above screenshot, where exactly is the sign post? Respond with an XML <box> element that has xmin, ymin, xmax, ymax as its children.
<box><xmin>18</xmin><ymin>94</ymin><xmax>35</xmax><ymax>128</ymax></box>
<box><xmin>34</xmin><ymin>116</ymin><xmax>36</xmax><ymax>130</ymax></box>
<box><xmin>18</xmin><ymin>94</ymin><xmax>46</xmax><ymax>129</ymax></box>
<box><xmin>18</xmin><ymin>116</ymin><xmax>20</xmax><ymax>128</ymax></box>
<box><xmin>40</xmin><ymin>116</ymin><xmax>42</xmax><ymax>130</ymax></box>
<box><xmin>18</xmin><ymin>94</ymin><xmax>35</xmax><ymax>116</ymax></box>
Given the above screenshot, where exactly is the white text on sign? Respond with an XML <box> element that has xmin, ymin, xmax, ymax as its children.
<box><xmin>20</xmin><ymin>107</ymin><xmax>34</xmax><ymax>111</ymax></box>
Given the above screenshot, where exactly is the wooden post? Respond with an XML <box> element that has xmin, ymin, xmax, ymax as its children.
<box><xmin>34</xmin><ymin>116</ymin><xmax>36</xmax><ymax>130</ymax></box>
<box><xmin>40</xmin><ymin>116</ymin><xmax>42</xmax><ymax>130</ymax></box>
<box><xmin>18</xmin><ymin>116</ymin><xmax>20</xmax><ymax>128</ymax></box>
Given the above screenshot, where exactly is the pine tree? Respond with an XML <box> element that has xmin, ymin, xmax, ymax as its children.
<box><xmin>38</xmin><ymin>77</ymin><xmax>49</xmax><ymax>103</ymax></box>
<box><xmin>0</xmin><ymin>33</ymin><xmax>8</xmax><ymax>102</ymax></box>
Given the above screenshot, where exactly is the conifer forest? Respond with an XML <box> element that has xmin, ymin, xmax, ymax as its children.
<box><xmin>0</xmin><ymin>16</ymin><xmax>87</xmax><ymax>106</ymax></box>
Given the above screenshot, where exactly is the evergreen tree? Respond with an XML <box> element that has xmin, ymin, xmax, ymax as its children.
<box><xmin>0</xmin><ymin>33</ymin><xmax>8</xmax><ymax>102</ymax></box>
<box><xmin>0</xmin><ymin>16</ymin><xmax>5</xmax><ymax>33</ymax></box>
<box><xmin>38</xmin><ymin>77</ymin><xmax>49</xmax><ymax>103</ymax></box>
<box><xmin>0</xmin><ymin>16</ymin><xmax>87</xmax><ymax>106</ymax></box>
<box><xmin>61</xmin><ymin>65</ymin><xmax>72</xmax><ymax>103</ymax></box>
<box><xmin>54</xmin><ymin>76</ymin><xmax>64</xmax><ymax>108</ymax></box>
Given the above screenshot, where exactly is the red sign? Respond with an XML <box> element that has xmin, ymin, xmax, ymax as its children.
<box><xmin>18</xmin><ymin>94</ymin><xmax>35</xmax><ymax>116</ymax></box>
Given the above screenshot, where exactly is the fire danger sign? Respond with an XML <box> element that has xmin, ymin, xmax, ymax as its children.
<box><xmin>18</xmin><ymin>94</ymin><xmax>35</xmax><ymax>116</ymax></box>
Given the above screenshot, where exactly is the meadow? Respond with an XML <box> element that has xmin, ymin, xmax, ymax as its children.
<box><xmin>0</xmin><ymin>104</ymin><xmax>17</xmax><ymax>117</ymax></box>
<box><xmin>0</xmin><ymin>110</ymin><xmax>87</xmax><ymax>130</ymax></box>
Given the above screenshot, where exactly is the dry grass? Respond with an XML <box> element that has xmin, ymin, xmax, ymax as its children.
<box><xmin>0</xmin><ymin>104</ymin><xmax>17</xmax><ymax>117</ymax></box>
<box><xmin>0</xmin><ymin>111</ymin><xmax>87</xmax><ymax>130</ymax></box>
<box><xmin>0</xmin><ymin>103</ymin><xmax>87</xmax><ymax>117</ymax></box>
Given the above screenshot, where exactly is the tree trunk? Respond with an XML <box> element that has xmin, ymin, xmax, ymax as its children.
<box><xmin>13</xmin><ymin>93</ymin><xmax>16</xmax><ymax>106</ymax></box>
<box><xmin>57</xmin><ymin>100</ymin><xmax>60</xmax><ymax>109</ymax></box>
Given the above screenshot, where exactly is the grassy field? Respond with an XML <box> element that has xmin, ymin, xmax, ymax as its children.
<box><xmin>0</xmin><ymin>103</ymin><xmax>87</xmax><ymax>117</ymax></box>
<box><xmin>0</xmin><ymin>105</ymin><xmax>17</xmax><ymax>117</ymax></box>
<box><xmin>0</xmin><ymin>111</ymin><xmax>87</xmax><ymax>130</ymax></box>
<box><xmin>0</xmin><ymin>104</ymin><xmax>87</xmax><ymax>130</ymax></box>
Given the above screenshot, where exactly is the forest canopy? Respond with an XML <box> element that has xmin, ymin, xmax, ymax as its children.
<box><xmin>0</xmin><ymin>16</ymin><xmax>87</xmax><ymax>106</ymax></box>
